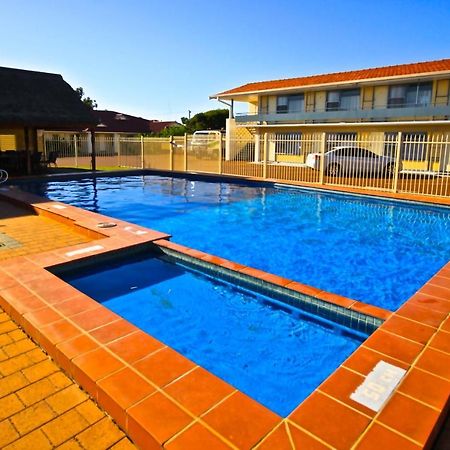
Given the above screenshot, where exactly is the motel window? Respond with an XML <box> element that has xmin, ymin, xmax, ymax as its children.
<box><xmin>384</xmin><ymin>132</ymin><xmax>427</xmax><ymax>160</ymax></box>
<box><xmin>259</xmin><ymin>96</ymin><xmax>269</xmax><ymax>114</ymax></box>
<box><xmin>387</xmin><ymin>83</ymin><xmax>432</xmax><ymax>108</ymax></box>
<box><xmin>275</xmin><ymin>132</ymin><xmax>302</xmax><ymax>155</ymax></box>
<box><xmin>326</xmin><ymin>89</ymin><xmax>360</xmax><ymax>111</ymax></box>
<box><xmin>276</xmin><ymin>94</ymin><xmax>304</xmax><ymax>114</ymax></box>
<box><xmin>325</xmin><ymin>132</ymin><xmax>357</xmax><ymax>151</ymax></box>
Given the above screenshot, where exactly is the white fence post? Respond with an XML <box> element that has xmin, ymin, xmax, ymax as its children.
<box><xmin>74</xmin><ymin>134</ymin><xmax>78</xmax><ymax>168</ymax></box>
<box><xmin>263</xmin><ymin>132</ymin><xmax>268</xmax><ymax>179</ymax></box>
<box><xmin>393</xmin><ymin>132</ymin><xmax>403</xmax><ymax>193</ymax></box>
<box><xmin>140</xmin><ymin>135</ymin><xmax>144</xmax><ymax>169</ymax></box>
<box><xmin>218</xmin><ymin>136</ymin><xmax>223</xmax><ymax>174</ymax></box>
<box><xmin>184</xmin><ymin>133</ymin><xmax>188</xmax><ymax>172</ymax></box>
<box><xmin>319</xmin><ymin>132</ymin><xmax>326</xmax><ymax>185</ymax></box>
<box><xmin>169</xmin><ymin>136</ymin><xmax>174</xmax><ymax>171</ymax></box>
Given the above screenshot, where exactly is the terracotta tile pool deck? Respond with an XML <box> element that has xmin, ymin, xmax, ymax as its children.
<box><xmin>0</xmin><ymin>181</ymin><xmax>449</xmax><ymax>449</ymax></box>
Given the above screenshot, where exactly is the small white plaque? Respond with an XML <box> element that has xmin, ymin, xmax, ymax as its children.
<box><xmin>350</xmin><ymin>361</ymin><xmax>406</xmax><ymax>412</ymax></box>
<box><xmin>51</xmin><ymin>204</ymin><xmax>67</xmax><ymax>210</ymax></box>
<box><xmin>66</xmin><ymin>245</ymin><xmax>104</xmax><ymax>257</ymax></box>
<box><xmin>124</xmin><ymin>226</ymin><xmax>147</xmax><ymax>235</ymax></box>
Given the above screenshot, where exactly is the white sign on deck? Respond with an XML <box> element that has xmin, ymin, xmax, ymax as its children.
<box><xmin>350</xmin><ymin>361</ymin><xmax>406</xmax><ymax>412</ymax></box>
<box><xmin>65</xmin><ymin>245</ymin><xmax>104</xmax><ymax>257</ymax></box>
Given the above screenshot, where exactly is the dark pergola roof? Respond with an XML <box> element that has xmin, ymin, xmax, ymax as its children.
<box><xmin>0</xmin><ymin>66</ymin><xmax>97</xmax><ymax>129</ymax></box>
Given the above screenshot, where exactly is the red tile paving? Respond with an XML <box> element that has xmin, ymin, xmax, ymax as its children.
<box><xmin>0</xmin><ymin>184</ymin><xmax>449</xmax><ymax>449</ymax></box>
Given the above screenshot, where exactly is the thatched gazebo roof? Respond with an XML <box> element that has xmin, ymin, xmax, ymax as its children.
<box><xmin>0</xmin><ymin>66</ymin><xmax>97</xmax><ymax>129</ymax></box>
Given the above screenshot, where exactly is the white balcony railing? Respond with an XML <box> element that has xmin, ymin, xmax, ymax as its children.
<box><xmin>236</xmin><ymin>104</ymin><xmax>450</xmax><ymax>124</ymax></box>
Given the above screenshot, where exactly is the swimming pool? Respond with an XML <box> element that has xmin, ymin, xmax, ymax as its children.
<box><xmin>23</xmin><ymin>174</ymin><xmax>450</xmax><ymax>310</ymax></box>
<box><xmin>60</xmin><ymin>252</ymin><xmax>364</xmax><ymax>417</ymax></box>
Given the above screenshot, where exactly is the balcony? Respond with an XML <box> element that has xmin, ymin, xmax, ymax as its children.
<box><xmin>235</xmin><ymin>104</ymin><xmax>450</xmax><ymax>124</ymax></box>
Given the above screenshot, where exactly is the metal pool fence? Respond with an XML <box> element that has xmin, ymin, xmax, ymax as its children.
<box><xmin>43</xmin><ymin>132</ymin><xmax>450</xmax><ymax>199</ymax></box>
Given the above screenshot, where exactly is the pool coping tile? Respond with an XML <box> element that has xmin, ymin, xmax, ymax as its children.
<box><xmin>201</xmin><ymin>391</ymin><xmax>281</xmax><ymax>450</ymax></box>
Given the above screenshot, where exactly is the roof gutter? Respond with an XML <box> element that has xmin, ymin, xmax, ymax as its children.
<box><xmin>244</xmin><ymin>120</ymin><xmax>450</xmax><ymax>129</ymax></box>
<box><xmin>214</xmin><ymin>98</ymin><xmax>234</xmax><ymax>119</ymax></box>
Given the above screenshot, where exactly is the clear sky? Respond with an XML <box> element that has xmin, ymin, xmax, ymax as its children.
<box><xmin>1</xmin><ymin>0</ymin><xmax>449</xmax><ymax>121</ymax></box>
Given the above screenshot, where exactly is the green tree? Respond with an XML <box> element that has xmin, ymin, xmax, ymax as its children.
<box><xmin>154</xmin><ymin>124</ymin><xmax>186</xmax><ymax>137</ymax></box>
<box><xmin>75</xmin><ymin>87</ymin><xmax>98</xmax><ymax>110</ymax></box>
<box><xmin>182</xmin><ymin>109</ymin><xmax>228</xmax><ymax>133</ymax></box>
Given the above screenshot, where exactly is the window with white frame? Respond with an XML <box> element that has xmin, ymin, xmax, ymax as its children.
<box><xmin>276</xmin><ymin>94</ymin><xmax>304</xmax><ymax>114</ymax></box>
<box><xmin>326</xmin><ymin>89</ymin><xmax>360</xmax><ymax>111</ymax></box>
<box><xmin>387</xmin><ymin>83</ymin><xmax>432</xmax><ymax>108</ymax></box>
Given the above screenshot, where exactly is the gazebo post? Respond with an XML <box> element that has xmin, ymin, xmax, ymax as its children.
<box><xmin>90</xmin><ymin>129</ymin><xmax>96</xmax><ymax>171</ymax></box>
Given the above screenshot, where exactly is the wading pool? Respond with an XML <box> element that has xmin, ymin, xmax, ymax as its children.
<box><xmin>60</xmin><ymin>252</ymin><xmax>365</xmax><ymax>416</ymax></box>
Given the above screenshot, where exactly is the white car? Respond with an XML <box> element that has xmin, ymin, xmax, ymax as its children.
<box><xmin>191</xmin><ymin>130</ymin><xmax>222</xmax><ymax>159</ymax></box>
<box><xmin>305</xmin><ymin>146</ymin><xmax>401</xmax><ymax>177</ymax></box>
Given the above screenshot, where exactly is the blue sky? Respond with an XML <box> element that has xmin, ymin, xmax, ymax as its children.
<box><xmin>1</xmin><ymin>0</ymin><xmax>449</xmax><ymax>121</ymax></box>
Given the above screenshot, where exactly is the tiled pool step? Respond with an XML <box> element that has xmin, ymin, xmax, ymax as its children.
<box><xmin>153</xmin><ymin>239</ymin><xmax>387</xmax><ymax>335</ymax></box>
<box><xmin>0</xmin><ymin>186</ymin><xmax>449</xmax><ymax>449</ymax></box>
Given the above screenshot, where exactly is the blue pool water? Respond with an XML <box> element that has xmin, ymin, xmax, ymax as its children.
<box><xmin>62</xmin><ymin>254</ymin><xmax>363</xmax><ymax>416</ymax></box>
<box><xmin>22</xmin><ymin>175</ymin><xmax>450</xmax><ymax>310</ymax></box>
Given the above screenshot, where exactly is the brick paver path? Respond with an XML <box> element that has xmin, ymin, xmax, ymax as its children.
<box><xmin>0</xmin><ymin>201</ymin><xmax>91</xmax><ymax>261</ymax></box>
<box><xmin>0</xmin><ymin>307</ymin><xmax>137</xmax><ymax>449</ymax></box>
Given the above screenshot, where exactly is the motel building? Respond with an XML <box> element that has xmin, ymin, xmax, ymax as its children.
<box><xmin>211</xmin><ymin>58</ymin><xmax>450</xmax><ymax>174</ymax></box>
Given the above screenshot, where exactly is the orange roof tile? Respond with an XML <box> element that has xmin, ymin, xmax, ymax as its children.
<box><xmin>216</xmin><ymin>58</ymin><xmax>450</xmax><ymax>97</ymax></box>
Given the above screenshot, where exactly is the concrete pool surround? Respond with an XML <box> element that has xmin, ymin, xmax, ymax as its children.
<box><xmin>0</xmin><ymin>177</ymin><xmax>449</xmax><ymax>449</ymax></box>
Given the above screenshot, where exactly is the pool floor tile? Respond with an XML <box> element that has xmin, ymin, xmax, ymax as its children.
<box><xmin>289</xmin><ymin>391</ymin><xmax>371</xmax><ymax>450</ymax></box>
<box><xmin>164</xmin><ymin>422</ymin><xmax>234</xmax><ymax>450</ymax></box>
<box><xmin>133</xmin><ymin>347</ymin><xmax>195</xmax><ymax>388</ymax></box>
<box><xmin>256</xmin><ymin>422</ymin><xmax>331</xmax><ymax>450</ymax></box>
<box><xmin>362</xmin><ymin>329</ymin><xmax>424</xmax><ymax>365</ymax></box>
<box><xmin>107</xmin><ymin>330</ymin><xmax>165</xmax><ymax>364</ymax></box>
<box><xmin>376</xmin><ymin>392</ymin><xmax>441</xmax><ymax>447</ymax></box>
<box><xmin>127</xmin><ymin>392</ymin><xmax>193</xmax><ymax>447</ymax></box>
<box><xmin>397</xmin><ymin>367</ymin><xmax>450</xmax><ymax>410</ymax></box>
<box><xmin>354</xmin><ymin>423</ymin><xmax>421</xmax><ymax>449</ymax></box>
<box><xmin>163</xmin><ymin>366</ymin><xmax>235</xmax><ymax>416</ymax></box>
<box><xmin>97</xmin><ymin>367</ymin><xmax>155</xmax><ymax>429</ymax></box>
<box><xmin>201</xmin><ymin>391</ymin><xmax>280</xmax><ymax>450</ymax></box>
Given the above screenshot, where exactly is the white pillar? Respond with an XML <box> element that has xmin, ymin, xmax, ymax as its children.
<box><xmin>225</xmin><ymin>118</ymin><xmax>236</xmax><ymax>161</ymax></box>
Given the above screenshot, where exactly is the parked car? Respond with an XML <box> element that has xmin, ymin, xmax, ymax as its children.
<box><xmin>305</xmin><ymin>146</ymin><xmax>401</xmax><ymax>177</ymax></box>
<box><xmin>191</xmin><ymin>130</ymin><xmax>223</xmax><ymax>159</ymax></box>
